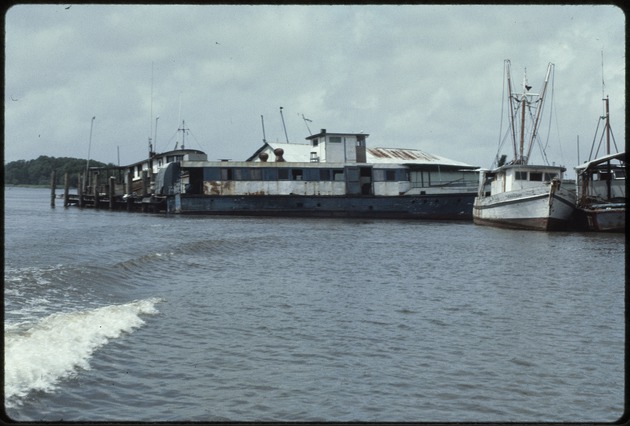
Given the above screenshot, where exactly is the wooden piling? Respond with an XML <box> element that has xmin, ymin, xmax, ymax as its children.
<box><xmin>109</xmin><ymin>176</ymin><xmax>115</xmax><ymax>210</ymax></box>
<box><xmin>141</xmin><ymin>170</ymin><xmax>148</xmax><ymax>196</ymax></box>
<box><xmin>93</xmin><ymin>183</ymin><xmax>100</xmax><ymax>209</ymax></box>
<box><xmin>78</xmin><ymin>174</ymin><xmax>83</xmax><ymax>208</ymax></box>
<box><xmin>50</xmin><ymin>170</ymin><xmax>56</xmax><ymax>208</ymax></box>
<box><xmin>63</xmin><ymin>173</ymin><xmax>70</xmax><ymax>207</ymax></box>
<box><xmin>91</xmin><ymin>170</ymin><xmax>99</xmax><ymax>209</ymax></box>
<box><xmin>126</xmin><ymin>170</ymin><xmax>133</xmax><ymax>211</ymax></box>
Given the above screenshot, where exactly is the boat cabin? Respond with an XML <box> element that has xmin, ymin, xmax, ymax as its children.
<box><xmin>480</xmin><ymin>164</ymin><xmax>565</xmax><ymax>197</ymax></box>
<box><xmin>84</xmin><ymin>148</ymin><xmax>207</xmax><ymax>197</ymax></box>
<box><xmin>246</xmin><ymin>129</ymin><xmax>479</xmax><ymax>196</ymax></box>
<box><xmin>575</xmin><ymin>152</ymin><xmax>626</xmax><ymax>204</ymax></box>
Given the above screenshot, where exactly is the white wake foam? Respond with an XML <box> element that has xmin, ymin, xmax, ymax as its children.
<box><xmin>4</xmin><ymin>297</ymin><xmax>162</xmax><ymax>406</ymax></box>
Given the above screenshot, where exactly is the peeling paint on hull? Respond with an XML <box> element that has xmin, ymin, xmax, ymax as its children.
<box><xmin>168</xmin><ymin>193</ymin><xmax>476</xmax><ymax>220</ymax></box>
<box><xmin>473</xmin><ymin>188</ymin><xmax>576</xmax><ymax>231</ymax></box>
<box><xmin>572</xmin><ymin>206</ymin><xmax>625</xmax><ymax>232</ymax></box>
<box><xmin>473</xmin><ymin>216</ymin><xmax>569</xmax><ymax>231</ymax></box>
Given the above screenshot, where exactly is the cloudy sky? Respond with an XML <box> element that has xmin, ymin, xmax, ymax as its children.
<box><xmin>4</xmin><ymin>4</ymin><xmax>625</xmax><ymax>176</ymax></box>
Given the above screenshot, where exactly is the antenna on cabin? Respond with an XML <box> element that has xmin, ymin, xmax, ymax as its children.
<box><xmin>85</xmin><ymin>116</ymin><xmax>95</xmax><ymax>189</ymax></box>
<box><xmin>601</xmin><ymin>49</ymin><xmax>606</xmax><ymax>100</ymax></box>
<box><xmin>280</xmin><ymin>106</ymin><xmax>289</xmax><ymax>143</ymax></box>
<box><xmin>301</xmin><ymin>114</ymin><xmax>313</xmax><ymax>135</ymax></box>
<box><xmin>154</xmin><ymin>116</ymin><xmax>159</xmax><ymax>153</ymax></box>
<box><xmin>148</xmin><ymin>62</ymin><xmax>154</xmax><ymax>156</ymax></box>
<box><xmin>177</xmin><ymin>120</ymin><xmax>189</xmax><ymax>150</ymax></box>
<box><xmin>261</xmin><ymin>115</ymin><xmax>267</xmax><ymax>143</ymax></box>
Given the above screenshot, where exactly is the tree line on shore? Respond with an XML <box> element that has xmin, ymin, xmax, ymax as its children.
<box><xmin>4</xmin><ymin>155</ymin><xmax>113</xmax><ymax>187</ymax></box>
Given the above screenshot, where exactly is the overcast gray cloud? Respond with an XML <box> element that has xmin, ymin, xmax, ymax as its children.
<box><xmin>4</xmin><ymin>4</ymin><xmax>625</xmax><ymax>177</ymax></box>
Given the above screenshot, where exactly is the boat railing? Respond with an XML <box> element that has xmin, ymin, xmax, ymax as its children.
<box><xmin>411</xmin><ymin>177</ymin><xmax>478</xmax><ymax>189</ymax></box>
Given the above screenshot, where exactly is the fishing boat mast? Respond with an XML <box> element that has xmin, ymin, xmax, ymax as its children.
<box><xmin>505</xmin><ymin>60</ymin><xmax>553</xmax><ymax>165</ymax></box>
<box><xmin>505</xmin><ymin>60</ymin><xmax>518</xmax><ymax>162</ymax></box>
<box><xmin>260</xmin><ymin>115</ymin><xmax>267</xmax><ymax>143</ymax></box>
<box><xmin>280</xmin><ymin>106</ymin><xmax>289</xmax><ymax>143</ymax></box>
<box><xmin>604</xmin><ymin>96</ymin><xmax>612</xmax><ymax>199</ymax></box>
<box><xmin>519</xmin><ymin>71</ymin><xmax>527</xmax><ymax>163</ymax></box>
<box><xmin>525</xmin><ymin>63</ymin><xmax>553</xmax><ymax>162</ymax></box>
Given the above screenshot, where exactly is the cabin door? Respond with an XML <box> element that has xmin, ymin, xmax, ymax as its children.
<box><xmin>346</xmin><ymin>166</ymin><xmax>372</xmax><ymax>195</ymax></box>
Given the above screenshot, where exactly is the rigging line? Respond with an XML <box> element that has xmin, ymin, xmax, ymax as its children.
<box><xmin>552</xmin><ymin>88</ymin><xmax>565</xmax><ymax>166</ymax></box>
<box><xmin>164</xmin><ymin>129</ymin><xmax>180</xmax><ymax>147</ymax></box>
<box><xmin>594</xmin><ymin>126</ymin><xmax>606</xmax><ymax>159</ymax></box>
<box><xmin>608</xmin><ymin>127</ymin><xmax>619</xmax><ymax>153</ymax></box>
<box><xmin>186</xmin><ymin>128</ymin><xmax>206</xmax><ymax>151</ymax></box>
<box><xmin>541</xmin><ymin>69</ymin><xmax>556</xmax><ymax>165</ymax></box>
<box><xmin>495</xmin><ymin>127</ymin><xmax>512</xmax><ymax>167</ymax></box>
<box><xmin>497</xmin><ymin>61</ymin><xmax>507</xmax><ymax>165</ymax></box>
<box><xmin>588</xmin><ymin>117</ymin><xmax>603</xmax><ymax>161</ymax></box>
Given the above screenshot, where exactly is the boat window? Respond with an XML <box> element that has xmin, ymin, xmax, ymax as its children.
<box><xmin>249</xmin><ymin>168</ymin><xmax>262</xmax><ymax>180</ymax></box>
<box><xmin>385</xmin><ymin>170</ymin><xmax>396</xmax><ymax>181</ymax></box>
<box><xmin>319</xmin><ymin>169</ymin><xmax>331</xmax><ymax>181</ymax></box>
<box><xmin>333</xmin><ymin>169</ymin><xmax>344</xmax><ymax>181</ymax></box>
<box><xmin>515</xmin><ymin>171</ymin><xmax>527</xmax><ymax>180</ymax></box>
<box><xmin>233</xmin><ymin>168</ymin><xmax>246</xmax><ymax>180</ymax></box>
<box><xmin>529</xmin><ymin>172</ymin><xmax>543</xmax><ymax>181</ymax></box>
<box><xmin>221</xmin><ymin>168</ymin><xmax>233</xmax><ymax>180</ymax></box>
<box><xmin>312</xmin><ymin>138</ymin><xmax>319</xmax><ymax>147</ymax></box>
<box><xmin>303</xmin><ymin>169</ymin><xmax>318</xmax><ymax>181</ymax></box>
<box><xmin>278</xmin><ymin>168</ymin><xmax>289</xmax><ymax>180</ymax></box>
<box><xmin>544</xmin><ymin>172</ymin><xmax>557</xmax><ymax>181</ymax></box>
<box><xmin>204</xmin><ymin>167</ymin><xmax>221</xmax><ymax>180</ymax></box>
<box><xmin>263</xmin><ymin>168</ymin><xmax>277</xmax><ymax>181</ymax></box>
<box><xmin>329</xmin><ymin>136</ymin><xmax>342</xmax><ymax>143</ymax></box>
<box><xmin>292</xmin><ymin>169</ymin><xmax>303</xmax><ymax>181</ymax></box>
<box><xmin>373</xmin><ymin>169</ymin><xmax>385</xmax><ymax>182</ymax></box>
<box><xmin>614</xmin><ymin>170</ymin><xmax>626</xmax><ymax>179</ymax></box>
<box><xmin>598</xmin><ymin>171</ymin><xmax>612</xmax><ymax>181</ymax></box>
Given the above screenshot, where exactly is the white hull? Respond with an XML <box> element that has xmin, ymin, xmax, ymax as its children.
<box><xmin>473</xmin><ymin>185</ymin><xmax>576</xmax><ymax>231</ymax></box>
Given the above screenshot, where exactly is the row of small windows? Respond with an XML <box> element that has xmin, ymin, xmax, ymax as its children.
<box><xmin>202</xmin><ymin>167</ymin><xmax>405</xmax><ymax>182</ymax></box>
<box><xmin>515</xmin><ymin>171</ymin><xmax>558</xmax><ymax>181</ymax></box>
<box><xmin>592</xmin><ymin>170</ymin><xmax>626</xmax><ymax>180</ymax></box>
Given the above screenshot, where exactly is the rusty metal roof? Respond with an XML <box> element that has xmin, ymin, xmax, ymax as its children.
<box><xmin>366</xmin><ymin>147</ymin><xmax>474</xmax><ymax>167</ymax></box>
<box><xmin>247</xmin><ymin>142</ymin><xmax>476</xmax><ymax>168</ymax></box>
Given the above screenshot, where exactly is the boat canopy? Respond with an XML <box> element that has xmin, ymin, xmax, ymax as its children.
<box><xmin>575</xmin><ymin>152</ymin><xmax>626</xmax><ymax>171</ymax></box>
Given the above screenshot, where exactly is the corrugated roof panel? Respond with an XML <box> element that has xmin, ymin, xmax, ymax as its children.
<box><xmin>366</xmin><ymin>147</ymin><xmax>473</xmax><ymax>167</ymax></box>
<box><xmin>249</xmin><ymin>142</ymin><xmax>476</xmax><ymax>168</ymax></box>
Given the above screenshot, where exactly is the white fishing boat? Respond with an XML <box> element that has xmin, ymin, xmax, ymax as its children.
<box><xmin>473</xmin><ymin>60</ymin><xmax>576</xmax><ymax>231</ymax></box>
<box><xmin>574</xmin><ymin>96</ymin><xmax>625</xmax><ymax>232</ymax></box>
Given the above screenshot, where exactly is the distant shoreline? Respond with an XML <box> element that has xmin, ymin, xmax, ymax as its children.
<box><xmin>6</xmin><ymin>184</ymin><xmax>56</xmax><ymax>189</ymax></box>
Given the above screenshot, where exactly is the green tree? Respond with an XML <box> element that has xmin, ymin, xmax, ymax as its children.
<box><xmin>4</xmin><ymin>156</ymin><xmax>114</xmax><ymax>186</ymax></box>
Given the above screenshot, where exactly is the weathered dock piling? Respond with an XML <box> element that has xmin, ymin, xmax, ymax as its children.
<box><xmin>77</xmin><ymin>174</ymin><xmax>84</xmax><ymax>208</ymax></box>
<box><xmin>109</xmin><ymin>176</ymin><xmax>115</xmax><ymax>210</ymax></box>
<box><xmin>63</xmin><ymin>172</ymin><xmax>70</xmax><ymax>207</ymax></box>
<box><xmin>50</xmin><ymin>170</ymin><xmax>56</xmax><ymax>208</ymax></box>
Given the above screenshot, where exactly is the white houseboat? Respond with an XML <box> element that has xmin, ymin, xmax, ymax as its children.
<box><xmin>74</xmin><ymin>128</ymin><xmax>480</xmax><ymax>219</ymax></box>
